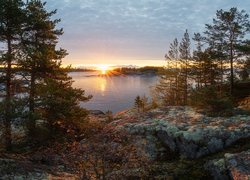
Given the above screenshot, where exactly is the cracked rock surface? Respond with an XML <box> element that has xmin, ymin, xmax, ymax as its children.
<box><xmin>111</xmin><ymin>107</ymin><xmax>250</xmax><ymax>159</ymax></box>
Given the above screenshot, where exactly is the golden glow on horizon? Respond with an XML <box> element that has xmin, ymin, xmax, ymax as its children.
<box><xmin>62</xmin><ymin>59</ymin><xmax>166</xmax><ymax>68</ymax></box>
<box><xmin>96</xmin><ymin>64</ymin><xmax>113</xmax><ymax>74</ymax></box>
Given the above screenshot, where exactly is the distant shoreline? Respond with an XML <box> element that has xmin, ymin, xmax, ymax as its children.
<box><xmin>68</xmin><ymin>66</ymin><xmax>163</xmax><ymax>76</ymax></box>
<box><xmin>68</xmin><ymin>71</ymin><xmax>159</xmax><ymax>77</ymax></box>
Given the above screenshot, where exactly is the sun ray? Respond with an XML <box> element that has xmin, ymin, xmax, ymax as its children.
<box><xmin>96</xmin><ymin>64</ymin><xmax>112</xmax><ymax>75</ymax></box>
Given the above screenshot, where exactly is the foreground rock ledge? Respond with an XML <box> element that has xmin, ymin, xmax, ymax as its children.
<box><xmin>111</xmin><ymin>107</ymin><xmax>250</xmax><ymax>159</ymax></box>
<box><xmin>0</xmin><ymin>158</ymin><xmax>77</xmax><ymax>180</ymax></box>
<box><xmin>206</xmin><ymin>150</ymin><xmax>250</xmax><ymax>179</ymax></box>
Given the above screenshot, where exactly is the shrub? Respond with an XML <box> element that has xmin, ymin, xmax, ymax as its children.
<box><xmin>190</xmin><ymin>86</ymin><xmax>233</xmax><ymax>116</ymax></box>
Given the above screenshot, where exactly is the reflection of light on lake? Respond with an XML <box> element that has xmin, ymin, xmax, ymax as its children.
<box><xmin>69</xmin><ymin>72</ymin><xmax>158</xmax><ymax>113</ymax></box>
<box><xmin>99</xmin><ymin>78</ymin><xmax>107</xmax><ymax>96</ymax></box>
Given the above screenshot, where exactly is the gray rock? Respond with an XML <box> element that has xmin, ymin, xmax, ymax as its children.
<box><xmin>112</xmin><ymin>107</ymin><xmax>250</xmax><ymax>160</ymax></box>
<box><xmin>225</xmin><ymin>151</ymin><xmax>250</xmax><ymax>180</ymax></box>
<box><xmin>0</xmin><ymin>158</ymin><xmax>77</xmax><ymax>180</ymax></box>
<box><xmin>206</xmin><ymin>150</ymin><xmax>250</xmax><ymax>180</ymax></box>
<box><xmin>207</xmin><ymin>138</ymin><xmax>224</xmax><ymax>153</ymax></box>
<box><xmin>205</xmin><ymin>158</ymin><xmax>229</xmax><ymax>180</ymax></box>
<box><xmin>157</xmin><ymin>130</ymin><xmax>176</xmax><ymax>151</ymax></box>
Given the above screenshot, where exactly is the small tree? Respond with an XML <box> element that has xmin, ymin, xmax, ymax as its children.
<box><xmin>134</xmin><ymin>96</ymin><xmax>142</xmax><ymax>113</ymax></box>
<box><xmin>190</xmin><ymin>86</ymin><xmax>233</xmax><ymax>116</ymax></box>
<box><xmin>141</xmin><ymin>95</ymin><xmax>148</xmax><ymax>112</ymax></box>
<box><xmin>105</xmin><ymin>110</ymin><xmax>113</xmax><ymax>122</ymax></box>
<box><xmin>155</xmin><ymin>30</ymin><xmax>191</xmax><ymax>106</ymax></box>
<box><xmin>239</xmin><ymin>58</ymin><xmax>250</xmax><ymax>80</ymax></box>
<box><xmin>155</xmin><ymin>38</ymin><xmax>181</xmax><ymax>106</ymax></box>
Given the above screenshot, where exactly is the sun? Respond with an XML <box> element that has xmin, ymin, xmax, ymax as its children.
<box><xmin>96</xmin><ymin>64</ymin><xmax>111</xmax><ymax>75</ymax></box>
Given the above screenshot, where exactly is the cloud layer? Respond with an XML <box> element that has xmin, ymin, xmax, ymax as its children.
<box><xmin>45</xmin><ymin>0</ymin><xmax>250</xmax><ymax>66</ymax></box>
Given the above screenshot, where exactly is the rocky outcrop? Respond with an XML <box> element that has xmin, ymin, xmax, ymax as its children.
<box><xmin>0</xmin><ymin>158</ymin><xmax>77</xmax><ymax>180</ymax></box>
<box><xmin>206</xmin><ymin>150</ymin><xmax>250</xmax><ymax>180</ymax></box>
<box><xmin>111</xmin><ymin>107</ymin><xmax>250</xmax><ymax>160</ymax></box>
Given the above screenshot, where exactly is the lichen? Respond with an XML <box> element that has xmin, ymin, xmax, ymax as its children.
<box><xmin>213</xmin><ymin>159</ymin><xmax>226</xmax><ymax>171</ymax></box>
<box><xmin>166</xmin><ymin>125</ymin><xmax>179</xmax><ymax>136</ymax></box>
<box><xmin>182</xmin><ymin>130</ymin><xmax>203</xmax><ymax>142</ymax></box>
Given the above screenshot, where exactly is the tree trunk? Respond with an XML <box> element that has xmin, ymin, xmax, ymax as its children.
<box><xmin>4</xmin><ymin>37</ymin><xmax>12</xmax><ymax>151</ymax></box>
<box><xmin>220</xmin><ymin>59</ymin><xmax>223</xmax><ymax>97</ymax></box>
<box><xmin>184</xmin><ymin>58</ymin><xmax>188</xmax><ymax>105</ymax></box>
<box><xmin>230</xmin><ymin>42</ymin><xmax>234</xmax><ymax>95</ymax></box>
<box><xmin>28</xmin><ymin>70</ymin><xmax>36</xmax><ymax>135</ymax></box>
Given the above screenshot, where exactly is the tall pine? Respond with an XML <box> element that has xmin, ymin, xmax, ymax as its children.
<box><xmin>179</xmin><ymin>29</ymin><xmax>191</xmax><ymax>105</ymax></box>
<box><xmin>204</xmin><ymin>8</ymin><xmax>250</xmax><ymax>94</ymax></box>
<box><xmin>19</xmin><ymin>0</ymin><xmax>90</xmax><ymax>139</ymax></box>
<box><xmin>0</xmin><ymin>0</ymin><xmax>24</xmax><ymax>150</ymax></box>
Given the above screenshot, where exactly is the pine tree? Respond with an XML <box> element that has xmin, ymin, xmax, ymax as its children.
<box><xmin>134</xmin><ymin>96</ymin><xmax>142</xmax><ymax>113</ymax></box>
<box><xmin>0</xmin><ymin>0</ymin><xmax>25</xmax><ymax>150</ymax></box>
<box><xmin>155</xmin><ymin>38</ymin><xmax>181</xmax><ymax>106</ymax></box>
<box><xmin>18</xmin><ymin>0</ymin><xmax>66</xmax><ymax>136</ymax></box>
<box><xmin>192</xmin><ymin>33</ymin><xmax>203</xmax><ymax>89</ymax></box>
<box><xmin>38</xmin><ymin>75</ymin><xmax>90</xmax><ymax>138</ymax></box>
<box><xmin>204</xmin><ymin>7</ymin><xmax>250</xmax><ymax>94</ymax></box>
<box><xmin>179</xmin><ymin>29</ymin><xmax>191</xmax><ymax>105</ymax></box>
<box><xmin>19</xmin><ymin>0</ymin><xmax>90</xmax><ymax>139</ymax></box>
<box><xmin>166</xmin><ymin>38</ymin><xmax>180</xmax><ymax>105</ymax></box>
<box><xmin>193</xmin><ymin>33</ymin><xmax>221</xmax><ymax>88</ymax></box>
<box><xmin>239</xmin><ymin>58</ymin><xmax>250</xmax><ymax>80</ymax></box>
<box><xmin>155</xmin><ymin>31</ymin><xmax>191</xmax><ymax>106</ymax></box>
<box><xmin>141</xmin><ymin>95</ymin><xmax>148</xmax><ymax>112</ymax></box>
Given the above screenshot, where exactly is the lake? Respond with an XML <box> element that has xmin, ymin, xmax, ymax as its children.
<box><xmin>69</xmin><ymin>72</ymin><xmax>158</xmax><ymax>113</ymax></box>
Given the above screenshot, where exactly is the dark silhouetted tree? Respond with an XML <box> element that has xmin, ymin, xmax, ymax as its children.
<box><xmin>0</xmin><ymin>0</ymin><xmax>25</xmax><ymax>150</ymax></box>
<box><xmin>204</xmin><ymin>7</ymin><xmax>250</xmax><ymax>94</ymax></box>
<box><xmin>18</xmin><ymin>0</ymin><xmax>91</xmax><ymax>140</ymax></box>
<box><xmin>179</xmin><ymin>29</ymin><xmax>191</xmax><ymax>105</ymax></box>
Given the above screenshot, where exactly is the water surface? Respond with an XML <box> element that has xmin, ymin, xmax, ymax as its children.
<box><xmin>70</xmin><ymin>72</ymin><xmax>157</xmax><ymax>113</ymax></box>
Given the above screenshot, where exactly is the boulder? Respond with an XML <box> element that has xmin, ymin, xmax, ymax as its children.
<box><xmin>205</xmin><ymin>150</ymin><xmax>250</xmax><ymax>180</ymax></box>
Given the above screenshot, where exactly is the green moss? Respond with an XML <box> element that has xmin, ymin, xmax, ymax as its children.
<box><xmin>182</xmin><ymin>130</ymin><xmax>203</xmax><ymax>142</ymax></box>
<box><xmin>213</xmin><ymin>159</ymin><xmax>226</xmax><ymax>170</ymax></box>
<box><xmin>166</xmin><ymin>125</ymin><xmax>179</xmax><ymax>136</ymax></box>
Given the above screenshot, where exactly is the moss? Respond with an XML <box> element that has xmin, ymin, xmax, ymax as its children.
<box><xmin>147</xmin><ymin>137</ymin><xmax>250</xmax><ymax>179</ymax></box>
<box><xmin>182</xmin><ymin>130</ymin><xmax>203</xmax><ymax>142</ymax></box>
<box><xmin>213</xmin><ymin>159</ymin><xmax>226</xmax><ymax>171</ymax></box>
<box><xmin>224</xmin><ymin>153</ymin><xmax>234</xmax><ymax>159</ymax></box>
<box><xmin>166</xmin><ymin>125</ymin><xmax>179</xmax><ymax>136</ymax></box>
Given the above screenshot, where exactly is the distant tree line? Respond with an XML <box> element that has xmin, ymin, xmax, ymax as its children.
<box><xmin>113</xmin><ymin>66</ymin><xmax>164</xmax><ymax>75</ymax></box>
<box><xmin>155</xmin><ymin>8</ymin><xmax>250</xmax><ymax>114</ymax></box>
<box><xmin>0</xmin><ymin>0</ymin><xmax>90</xmax><ymax>151</ymax></box>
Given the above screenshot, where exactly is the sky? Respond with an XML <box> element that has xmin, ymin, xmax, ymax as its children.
<box><xmin>45</xmin><ymin>0</ymin><xmax>250</xmax><ymax>67</ymax></box>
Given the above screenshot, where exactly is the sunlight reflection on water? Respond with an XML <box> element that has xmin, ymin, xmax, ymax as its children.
<box><xmin>69</xmin><ymin>71</ymin><xmax>157</xmax><ymax>113</ymax></box>
<box><xmin>100</xmin><ymin>78</ymin><xmax>106</xmax><ymax>96</ymax></box>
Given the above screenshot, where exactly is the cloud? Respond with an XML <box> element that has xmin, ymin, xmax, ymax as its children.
<box><xmin>44</xmin><ymin>0</ymin><xmax>250</xmax><ymax>65</ymax></box>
